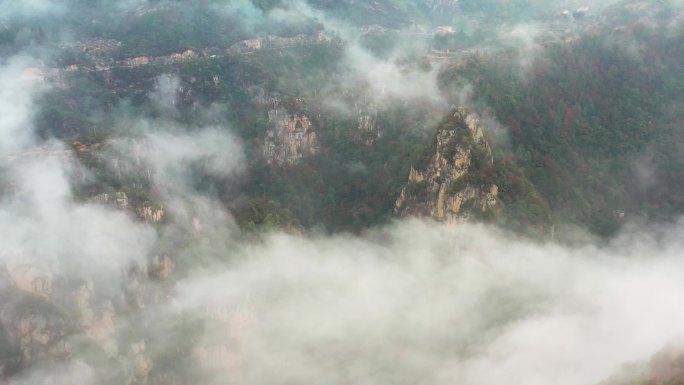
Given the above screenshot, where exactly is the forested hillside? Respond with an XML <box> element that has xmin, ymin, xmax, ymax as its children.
<box><xmin>6</xmin><ymin>0</ymin><xmax>684</xmax><ymax>235</ymax></box>
<box><xmin>442</xmin><ymin>15</ymin><xmax>684</xmax><ymax>234</ymax></box>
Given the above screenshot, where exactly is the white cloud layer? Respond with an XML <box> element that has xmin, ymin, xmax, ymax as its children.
<box><xmin>175</xmin><ymin>219</ymin><xmax>684</xmax><ymax>385</ymax></box>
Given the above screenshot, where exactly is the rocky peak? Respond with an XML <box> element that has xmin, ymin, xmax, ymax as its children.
<box><xmin>395</xmin><ymin>108</ymin><xmax>500</xmax><ymax>222</ymax></box>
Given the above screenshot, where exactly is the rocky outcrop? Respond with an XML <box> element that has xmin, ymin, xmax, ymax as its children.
<box><xmin>72</xmin><ymin>282</ymin><xmax>117</xmax><ymax>356</ymax></box>
<box><xmin>92</xmin><ymin>191</ymin><xmax>130</xmax><ymax>210</ymax></box>
<box><xmin>90</xmin><ymin>191</ymin><xmax>165</xmax><ymax>223</ymax></box>
<box><xmin>601</xmin><ymin>344</ymin><xmax>684</xmax><ymax>385</ymax></box>
<box><xmin>128</xmin><ymin>341</ymin><xmax>153</xmax><ymax>385</ymax></box>
<box><xmin>395</xmin><ymin>108</ymin><xmax>500</xmax><ymax>222</ymax></box>
<box><xmin>0</xmin><ymin>244</ymin><xmax>183</xmax><ymax>375</ymax></box>
<box><xmin>136</xmin><ymin>204</ymin><xmax>165</xmax><ymax>223</ymax></box>
<box><xmin>5</xmin><ymin>264</ymin><xmax>53</xmax><ymax>300</ymax></box>
<box><xmin>0</xmin><ymin>282</ymin><xmax>71</xmax><ymax>366</ymax></box>
<box><xmin>193</xmin><ymin>303</ymin><xmax>254</xmax><ymax>381</ymax></box>
<box><xmin>263</xmin><ymin>108</ymin><xmax>318</xmax><ymax>165</ymax></box>
<box><xmin>226</xmin><ymin>32</ymin><xmax>330</xmax><ymax>55</ymax></box>
<box><xmin>0</xmin><ymin>219</ymin><xmax>179</xmax><ymax>382</ymax></box>
<box><xmin>354</xmin><ymin>96</ymin><xmax>380</xmax><ymax>145</ymax></box>
<box><xmin>53</xmin><ymin>32</ymin><xmax>331</xmax><ymax>79</ymax></box>
<box><xmin>149</xmin><ymin>254</ymin><xmax>174</xmax><ymax>280</ymax></box>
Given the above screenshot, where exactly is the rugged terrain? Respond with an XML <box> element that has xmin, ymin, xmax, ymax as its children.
<box><xmin>395</xmin><ymin>108</ymin><xmax>500</xmax><ymax>222</ymax></box>
<box><xmin>2</xmin><ymin>1</ymin><xmax>684</xmax><ymax>384</ymax></box>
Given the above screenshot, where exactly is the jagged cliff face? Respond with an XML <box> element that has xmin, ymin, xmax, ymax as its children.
<box><xmin>0</xmin><ymin>251</ymin><xmax>178</xmax><ymax>384</ymax></box>
<box><xmin>56</xmin><ymin>33</ymin><xmax>330</xmax><ymax>78</ymax></box>
<box><xmin>395</xmin><ymin>109</ymin><xmax>500</xmax><ymax>222</ymax></box>
<box><xmin>354</xmin><ymin>96</ymin><xmax>381</xmax><ymax>145</ymax></box>
<box><xmin>263</xmin><ymin>108</ymin><xmax>318</xmax><ymax>166</ymax></box>
<box><xmin>601</xmin><ymin>344</ymin><xmax>684</xmax><ymax>385</ymax></box>
<box><xmin>0</xmin><ymin>141</ymin><xmax>172</xmax><ymax>384</ymax></box>
<box><xmin>92</xmin><ymin>192</ymin><xmax>165</xmax><ymax>224</ymax></box>
<box><xmin>192</xmin><ymin>303</ymin><xmax>254</xmax><ymax>381</ymax></box>
<box><xmin>0</xmin><ymin>272</ymin><xmax>70</xmax><ymax>367</ymax></box>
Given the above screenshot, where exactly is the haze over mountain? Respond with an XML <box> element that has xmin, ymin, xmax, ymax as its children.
<box><xmin>2</xmin><ymin>1</ymin><xmax>684</xmax><ymax>384</ymax></box>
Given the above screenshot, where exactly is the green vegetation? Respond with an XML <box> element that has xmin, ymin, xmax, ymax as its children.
<box><xmin>232</xmin><ymin>198</ymin><xmax>303</xmax><ymax>232</ymax></box>
<box><xmin>442</xmin><ymin>24</ymin><xmax>684</xmax><ymax>235</ymax></box>
<box><xmin>405</xmin><ymin>180</ymin><xmax>429</xmax><ymax>196</ymax></box>
<box><xmin>14</xmin><ymin>0</ymin><xmax>684</xmax><ymax>237</ymax></box>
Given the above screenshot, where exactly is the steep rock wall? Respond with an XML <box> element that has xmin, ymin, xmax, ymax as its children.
<box><xmin>263</xmin><ymin>109</ymin><xmax>318</xmax><ymax>166</ymax></box>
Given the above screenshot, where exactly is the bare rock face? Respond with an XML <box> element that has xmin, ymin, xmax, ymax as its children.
<box><xmin>90</xmin><ymin>191</ymin><xmax>164</xmax><ymax>224</ymax></box>
<box><xmin>5</xmin><ymin>264</ymin><xmax>53</xmax><ymax>300</ymax></box>
<box><xmin>647</xmin><ymin>345</ymin><xmax>684</xmax><ymax>385</ymax></box>
<box><xmin>263</xmin><ymin>109</ymin><xmax>318</xmax><ymax>166</ymax></box>
<box><xmin>354</xmin><ymin>96</ymin><xmax>381</xmax><ymax>145</ymax></box>
<box><xmin>193</xmin><ymin>303</ymin><xmax>254</xmax><ymax>382</ymax></box>
<box><xmin>91</xmin><ymin>191</ymin><xmax>129</xmax><ymax>210</ymax></box>
<box><xmin>0</xmin><ymin>231</ymin><xmax>178</xmax><ymax>383</ymax></box>
<box><xmin>395</xmin><ymin>108</ymin><xmax>500</xmax><ymax>222</ymax></box>
<box><xmin>136</xmin><ymin>204</ymin><xmax>165</xmax><ymax>223</ymax></box>
<box><xmin>426</xmin><ymin>0</ymin><xmax>460</xmax><ymax>15</ymax></box>
<box><xmin>128</xmin><ymin>340</ymin><xmax>152</xmax><ymax>385</ymax></box>
<box><xmin>72</xmin><ymin>282</ymin><xmax>118</xmax><ymax>356</ymax></box>
<box><xmin>0</xmin><ymin>284</ymin><xmax>71</xmax><ymax>366</ymax></box>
